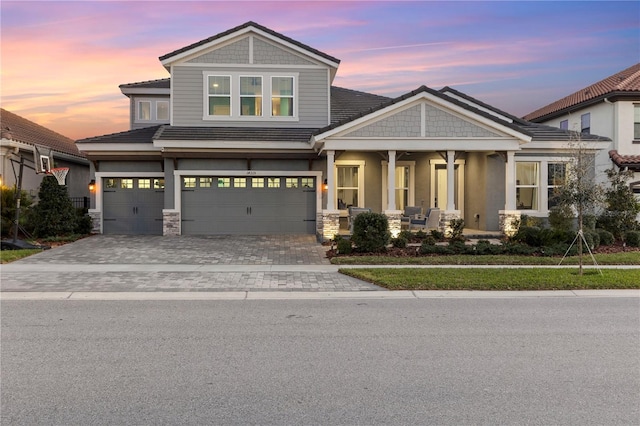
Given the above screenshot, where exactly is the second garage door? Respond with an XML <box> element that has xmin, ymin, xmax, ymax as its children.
<box><xmin>181</xmin><ymin>176</ymin><xmax>317</xmax><ymax>235</ymax></box>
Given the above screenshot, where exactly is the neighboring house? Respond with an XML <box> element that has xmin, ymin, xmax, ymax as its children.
<box><xmin>524</xmin><ymin>63</ymin><xmax>640</xmax><ymax>198</ymax></box>
<box><xmin>77</xmin><ymin>21</ymin><xmax>610</xmax><ymax>239</ymax></box>
<box><xmin>0</xmin><ymin>108</ymin><xmax>90</xmax><ymax>206</ymax></box>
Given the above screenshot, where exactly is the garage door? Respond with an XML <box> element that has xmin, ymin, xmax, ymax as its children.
<box><xmin>181</xmin><ymin>176</ymin><xmax>316</xmax><ymax>235</ymax></box>
<box><xmin>103</xmin><ymin>177</ymin><xmax>164</xmax><ymax>235</ymax></box>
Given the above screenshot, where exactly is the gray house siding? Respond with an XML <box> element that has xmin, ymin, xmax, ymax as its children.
<box><xmin>171</xmin><ymin>66</ymin><xmax>329</xmax><ymax>128</ymax></box>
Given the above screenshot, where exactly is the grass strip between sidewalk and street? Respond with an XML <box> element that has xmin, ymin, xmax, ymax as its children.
<box><xmin>339</xmin><ymin>267</ymin><xmax>640</xmax><ymax>290</ymax></box>
<box><xmin>0</xmin><ymin>249</ymin><xmax>42</xmax><ymax>264</ymax></box>
<box><xmin>331</xmin><ymin>252</ymin><xmax>640</xmax><ymax>265</ymax></box>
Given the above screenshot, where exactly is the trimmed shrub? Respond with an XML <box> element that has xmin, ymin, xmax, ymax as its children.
<box><xmin>423</xmin><ymin>235</ymin><xmax>437</xmax><ymax>246</ymax></box>
<box><xmin>430</xmin><ymin>229</ymin><xmax>445</xmax><ymax>241</ymax></box>
<box><xmin>624</xmin><ymin>231</ymin><xmax>640</xmax><ymax>247</ymax></box>
<box><xmin>351</xmin><ymin>212</ymin><xmax>391</xmax><ymax>253</ymax></box>
<box><xmin>75</xmin><ymin>210</ymin><xmax>93</xmax><ymax>235</ymax></box>
<box><xmin>583</xmin><ymin>231</ymin><xmax>600</xmax><ymax>251</ymax></box>
<box><xmin>336</xmin><ymin>238</ymin><xmax>353</xmax><ymax>255</ymax></box>
<box><xmin>448</xmin><ymin>218</ymin><xmax>465</xmax><ymax>239</ymax></box>
<box><xmin>398</xmin><ymin>230</ymin><xmax>413</xmax><ymax>242</ymax></box>
<box><xmin>419</xmin><ymin>242</ymin><xmax>453</xmax><ymax>255</ymax></box>
<box><xmin>392</xmin><ymin>236</ymin><xmax>408</xmax><ymax>248</ymax></box>
<box><xmin>596</xmin><ymin>229</ymin><xmax>615</xmax><ymax>246</ymax></box>
<box><xmin>415</xmin><ymin>229</ymin><xmax>427</xmax><ymax>240</ymax></box>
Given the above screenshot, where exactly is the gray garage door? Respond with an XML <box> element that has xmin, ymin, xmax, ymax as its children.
<box><xmin>103</xmin><ymin>177</ymin><xmax>164</xmax><ymax>235</ymax></box>
<box><xmin>181</xmin><ymin>176</ymin><xmax>316</xmax><ymax>235</ymax></box>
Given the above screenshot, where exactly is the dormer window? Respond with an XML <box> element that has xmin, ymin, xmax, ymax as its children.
<box><xmin>203</xmin><ymin>72</ymin><xmax>297</xmax><ymax>121</ymax></box>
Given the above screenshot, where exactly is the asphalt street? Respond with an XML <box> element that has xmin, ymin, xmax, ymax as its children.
<box><xmin>2</xmin><ymin>297</ymin><xmax>639</xmax><ymax>425</ymax></box>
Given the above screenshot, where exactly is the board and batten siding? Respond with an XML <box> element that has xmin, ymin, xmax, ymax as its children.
<box><xmin>171</xmin><ymin>66</ymin><xmax>329</xmax><ymax>128</ymax></box>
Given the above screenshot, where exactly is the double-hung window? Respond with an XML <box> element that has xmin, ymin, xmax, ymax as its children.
<box><xmin>137</xmin><ymin>99</ymin><xmax>169</xmax><ymax>123</ymax></box>
<box><xmin>335</xmin><ymin>161</ymin><xmax>365</xmax><ymax>211</ymax></box>
<box><xmin>272</xmin><ymin>77</ymin><xmax>294</xmax><ymax>117</ymax></box>
<box><xmin>204</xmin><ymin>73</ymin><xmax>296</xmax><ymax>120</ymax></box>
<box><xmin>240</xmin><ymin>76</ymin><xmax>262</xmax><ymax>116</ymax></box>
<box><xmin>516</xmin><ymin>162</ymin><xmax>539</xmax><ymax>210</ymax></box>
<box><xmin>208</xmin><ymin>75</ymin><xmax>231</xmax><ymax>116</ymax></box>
<box><xmin>547</xmin><ymin>163</ymin><xmax>567</xmax><ymax>209</ymax></box>
<box><xmin>138</xmin><ymin>101</ymin><xmax>151</xmax><ymax>121</ymax></box>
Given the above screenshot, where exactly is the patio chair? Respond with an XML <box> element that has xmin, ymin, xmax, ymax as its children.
<box><xmin>401</xmin><ymin>206</ymin><xmax>422</xmax><ymax>229</ymax></box>
<box><xmin>348</xmin><ymin>206</ymin><xmax>372</xmax><ymax>233</ymax></box>
<box><xmin>409</xmin><ymin>208</ymin><xmax>440</xmax><ymax>231</ymax></box>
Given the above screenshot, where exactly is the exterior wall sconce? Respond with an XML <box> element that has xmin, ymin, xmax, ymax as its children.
<box><xmin>323</xmin><ymin>178</ymin><xmax>328</xmax><ymax>191</ymax></box>
<box><xmin>88</xmin><ymin>179</ymin><xmax>96</xmax><ymax>192</ymax></box>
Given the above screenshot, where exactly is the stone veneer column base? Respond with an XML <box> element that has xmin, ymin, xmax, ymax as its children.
<box><xmin>321</xmin><ymin>210</ymin><xmax>340</xmax><ymax>242</ymax></box>
<box><xmin>384</xmin><ymin>210</ymin><xmax>403</xmax><ymax>238</ymax></box>
<box><xmin>442</xmin><ymin>210</ymin><xmax>461</xmax><ymax>237</ymax></box>
<box><xmin>88</xmin><ymin>209</ymin><xmax>101</xmax><ymax>234</ymax></box>
<box><xmin>499</xmin><ymin>210</ymin><xmax>521</xmax><ymax>237</ymax></box>
<box><xmin>163</xmin><ymin>210</ymin><xmax>180</xmax><ymax>236</ymax></box>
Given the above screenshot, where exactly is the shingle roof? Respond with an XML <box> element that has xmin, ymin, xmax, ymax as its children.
<box><xmin>76</xmin><ymin>125</ymin><xmax>162</xmax><ymax>145</ymax></box>
<box><xmin>330</xmin><ymin>86</ymin><xmax>391</xmax><ymax>124</ymax></box>
<box><xmin>119</xmin><ymin>78</ymin><xmax>170</xmax><ymax>90</ymax></box>
<box><xmin>159</xmin><ymin>21</ymin><xmax>340</xmax><ymax>65</ymax></box>
<box><xmin>0</xmin><ymin>108</ymin><xmax>85</xmax><ymax>158</ymax></box>
<box><xmin>524</xmin><ymin>63</ymin><xmax>640</xmax><ymax>122</ymax></box>
<box><xmin>609</xmin><ymin>150</ymin><xmax>640</xmax><ymax>171</ymax></box>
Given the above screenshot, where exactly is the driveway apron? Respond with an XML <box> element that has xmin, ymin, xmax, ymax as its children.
<box><xmin>1</xmin><ymin>235</ymin><xmax>382</xmax><ymax>292</ymax></box>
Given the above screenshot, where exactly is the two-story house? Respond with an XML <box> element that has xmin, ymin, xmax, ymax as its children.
<box><xmin>524</xmin><ymin>63</ymin><xmax>640</xmax><ymax>198</ymax></box>
<box><xmin>77</xmin><ymin>21</ymin><xmax>610</xmax><ymax>240</ymax></box>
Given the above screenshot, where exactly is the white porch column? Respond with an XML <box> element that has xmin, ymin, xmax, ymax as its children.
<box><xmin>505</xmin><ymin>150</ymin><xmax>516</xmax><ymax>210</ymax></box>
<box><xmin>387</xmin><ymin>150</ymin><xmax>396</xmax><ymax>210</ymax></box>
<box><xmin>446</xmin><ymin>150</ymin><xmax>455</xmax><ymax>211</ymax></box>
<box><xmin>326</xmin><ymin>150</ymin><xmax>335</xmax><ymax>210</ymax></box>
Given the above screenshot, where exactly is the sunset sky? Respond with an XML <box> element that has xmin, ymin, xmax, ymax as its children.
<box><xmin>1</xmin><ymin>0</ymin><xmax>638</xmax><ymax>140</ymax></box>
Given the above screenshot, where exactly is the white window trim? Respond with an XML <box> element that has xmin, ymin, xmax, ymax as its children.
<box><xmin>334</xmin><ymin>160</ymin><xmax>365</xmax><ymax>215</ymax></box>
<box><xmin>515</xmin><ymin>157</ymin><xmax>569</xmax><ymax>216</ymax></box>
<box><xmin>271</xmin><ymin>75</ymin><xmax>295</xmax><ymax>118</ymax></box>
<box><xmin>381</xmin><ymin>161</ymin><xmax>415</xmax><ymax>210</ymax></box>
<box><xmin>203</xmin><ymin>71</ymin><xmax>298</xmax><ymax>121</ymax></box>
<box><xmin>239</xmin><ymin>75</ymin><xmax>263</xmax><ymax>117</ymax></box>
<box><xmin>136</xmin><ymin>98</ymin><xmax>170</xmax><ymax>123</ymax></box>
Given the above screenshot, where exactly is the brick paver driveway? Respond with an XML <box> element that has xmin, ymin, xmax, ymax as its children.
<box><xmin>1</xmin><ymin>235</ymin><xmax>382</xmax><ymax>292</ymax></box>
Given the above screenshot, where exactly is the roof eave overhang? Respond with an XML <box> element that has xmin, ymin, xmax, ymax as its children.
<box><xmin>77</xmin><ymin>143</ymin><xmax>161</xmax><ymax>152</ymax></box>
<box><xmin>160</xmin><ymin>26</ymin><xmax>340</xmax><ymax>71</ymax></box>
<box><xmin>154</xmin><ymin>139</ymin><xmax>315</xmax><ymax>151</ymax></box>
<box><xmin>523</xmin><ymin>140</ymin><xmax>612</xmax><ymax>150</ymax></box>
<box><xmin>119</xmin><ymin>87</ymin><xmax>170</xmax><ymax>97</ymax></box>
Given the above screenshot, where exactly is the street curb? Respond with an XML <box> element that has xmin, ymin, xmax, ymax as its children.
<box><xmin>2</xmin><ymin>289</ymin><xmax>639</xmax><ymax>301</ymax></box>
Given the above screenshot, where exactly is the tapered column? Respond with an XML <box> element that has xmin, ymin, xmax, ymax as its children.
<box><xmin>326</xmin><ymin>150</ymin><xmax>335</xmax><ymax>210</ymax></box>
<box><xmin>387</xmin><ymin>150</ymin><xmax>396</xmax><ymax>210</ymax></box>
<box><xmin>446</xmin><ymin>150</ymin><xmax>455</xmax><ymax>211</ymax></box>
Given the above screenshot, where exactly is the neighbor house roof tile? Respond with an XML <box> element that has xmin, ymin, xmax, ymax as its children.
<box><xmin>0</xmin><ymin>108</ymin><xmax>85</xmax><ymax>158</ymax></box>
<box><xmin>524</xmin><ymin>63</ymin><xmax>640</xmax><ymax>121</ymax></box>
<box><xmin>609</xmin><ymin>150</ymin><xmax>640</xmax><ymax>171</ymax></box>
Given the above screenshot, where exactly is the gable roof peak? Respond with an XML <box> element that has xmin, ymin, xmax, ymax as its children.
<box><xmin>159</xmin><ymin>20</ymin><xmax>340</xmax><ymax>66</ymax></box>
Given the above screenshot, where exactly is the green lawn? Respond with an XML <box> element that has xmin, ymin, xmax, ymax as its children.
<box><xmin>0</xmin><ymin>249</ymin><xmax>42</xmax><ymax>263</ymax></box>
<box><xmin>331</xmin><ymin>252</ymin><xmax>640</xmax><ymax>265</ymax></box>
<box><xmin>340</xmin><ymin>267</ymin><xmax>640</xmax><ymax>290</ymax></box>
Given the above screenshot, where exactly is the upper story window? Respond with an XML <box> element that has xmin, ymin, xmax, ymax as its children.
<box><xmin>203</xmin><ymin>72</ymin><xmax>297</xmax><ymax>121</ymax></box>
<box><xmin>208</xmin><ymin>75</ymin><xmax>231</xmax><ymax>116</ymax></box>
<box><xmin>581</xmin><ymin>113</ymin><xmax>590</xmax><ymax>134</ymax></box>
<box><xmin>634</xmin><ymin>105</ymin><xmax>640</xmax><ymax>140</ymax></box>
<box><xmin>559</xmin><ymin>119</ymin><xmax>568</xmax><ymax>130</ymax></box>
<box><xmin>272</xmin><ymin>77</ymin><xmax>294</xmax><ymax>117</ymax></box>
<box><xmin>240</xmin><ymin>76</ymin><xmax>262</xmax><ymax>116</ymax></box>
<box><xmin>136</xmin><ymin>99</ymin><xmax>170</xmax><ymax>123</ymax></box>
